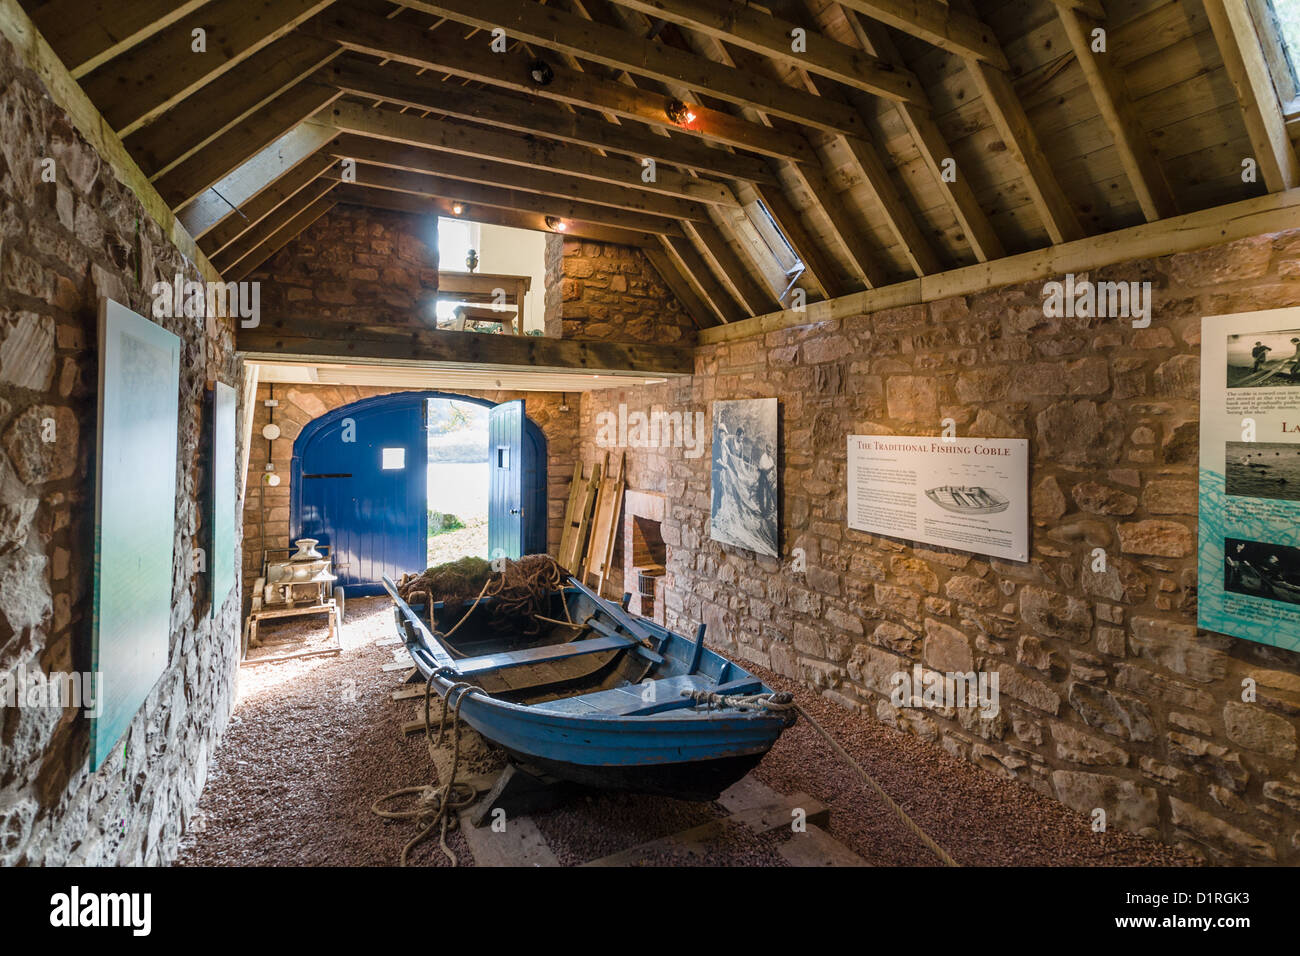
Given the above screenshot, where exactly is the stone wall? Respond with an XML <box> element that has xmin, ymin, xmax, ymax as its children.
<box><xmin>248</xmin><ymin>203</ymin><xmax>439</xmax><ymax>332</ymax></box>
<box><xmin>560</xmin><ymin>238</ymin><xmax>697</xmax><ymax>345</ymax></box>
<box><xmin>578</xmin><ymin>231</ymin><xmax>1300</xmax><ymax>864</ymax></box>
<box><xmin>242</xmin><ymin>384</ymin><xmax>576</xmax><ymax>602</ymax></box>
<box><xmin>0</xmin><ymin>35</ymin><xmax>242</xmax><ymax>864</ymax></box>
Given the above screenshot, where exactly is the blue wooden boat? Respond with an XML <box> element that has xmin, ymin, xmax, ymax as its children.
<box><xmin>383</xmin><ymin>575</ymin><xmax>796</xmax><ymax>800</ymax></box>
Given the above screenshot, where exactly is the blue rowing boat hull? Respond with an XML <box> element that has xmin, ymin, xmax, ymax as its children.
<box><xmin>388</xmin><ymin>576</ymin><xmax>795</xmax><ymax>800</ymax></box>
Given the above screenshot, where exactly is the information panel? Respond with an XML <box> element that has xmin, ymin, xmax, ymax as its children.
<box><xmin>1198</xmin><ymin>307</ymin><xmax>1300</xmax><ymax>651</ymax></box>
<box><xmin>847</xmin><ymin>435</ymin><xmax>1029</xmax><ymax>562</ymax></box>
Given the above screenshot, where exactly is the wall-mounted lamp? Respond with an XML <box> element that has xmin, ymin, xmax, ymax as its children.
<box><xmin>528</xmin><ymin>59</ymin><xmax>554</xmax><ymax>86</ymax></box>
<box><xmin>451</xmin><ymin>201</ymin><xmax>464</xmax><ymax>215</ymax></box>
<box><xmin>665</xmin><ymin>98</ymin><xmax>696</xmax><ymax>126</ymax></box>
<box><xmin>545</xmin><ymin>216</ymin><xmax>567</xmax><ymax>232</ymax></box>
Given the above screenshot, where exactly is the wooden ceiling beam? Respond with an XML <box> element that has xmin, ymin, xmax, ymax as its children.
<box><xmin>123</xmin><ymin>33</ymin><xmax>339</xmax><ymax>180</ymax></box>
<box><xmin>642</xmin><ymin>244</ymin><xmax>722</xmax><ymax>330</ymax></box>
<box><xmin>153</xmin><ymin>87</ymin><xmax>341</xmax><ymax>211</ymax></box>
<box><xmin>179</xmin><ymin>120</ymin><xmax>337</xmax><ymax>238</ymax></box>
<box><xmin>320</xmin><ymin>163</ymin><xmax>687</xmax><ymax>236</ymax></box>
<box><xmin>834</xmin><ymin>6</ymin><xmax>1004</xmax><ymax>263</ymax></box>
<box><xmin>685</xmin><ymin>219</ymin><xmax>782</xmax><ymax>315</ymax></box>
<box><xmin>1204</xmin><ymin>0</ymin><xmax>1300</xmax><ymax>193</ymax></box>
<box><xmin>1055</xmin><ymin>5</ymin><xmax>1178</xmax><ymax>222</ymax></box>
<box><xmin>330</xmin><ymin>134</ymin><xmax>710</xmax><ymax>222</ymax></box>
<box><xmin>609</xmin><ymin>0</ymin><xmax>926</xmax><ymax>105</ymax></box>
<box><xmin>324</xmin><ymin>55</ymin><xmax>777</xmax><ymax>185</ymax></box>
<box><xmin>660</xmin><ymin>234</ymin><xmax>745</xmax><ymax>324</ymax></box>
<box><xmin>32</xmin><ymin>0</ymin><xmax>209</xmax><ymax>78</ymax></box>
<box><xmin>227</xmin><ymin>195</ymin><xmax>339</xmax><ymax>282</ymax></box>
<box><xmin>835</xmin><ymin>0</ymin><xmax>1009</xmax><ymax>68</ymax></box>
<box><xmin>336</xmin><ymin>184</ymin><xmax>664</xmax><ymax>247</ymax></box>
<box><xmin>326</xmin><ymin>99</ymin><xmax>737</xmax><ymax>207</ymax></box>
<box><xmin>948</xmin><ymin>0</ymin><xmax>1083</xmax><ymax>244</ymax></box>
<box><xmin>656</xmin><ymin>21</ymin><xmax>866</xmax><ymax>293</ymax></box>
<box><xmin>239</xmin><ymin>322</ymin><xmax>696</xmax><ymax>375</ymax></box>
<box><xmin>783</xmin><ymin>150</ymin><xmax>884</xmax><ymax>287</ymax></box>
<box><xmin>658</xmin><ymin>236</ymin><xmax>740</xmax><ymax>327</ymax></box>
<box><xmin>402</xmin><ymin>0</ymin><xmax>871</xmax><ymax>137</ymax></box>
<box><xmin>79</xmin><ymin>0</ymin><xmax>335</xmax><ymax>137</ymax></box>
<box><xmin>212</xmin><ymin>178</ymin><xmax>336</xmax><ymax>275</ymax></box>
<box><xmin>308</xmin><ymin>6</ymin><xmax>817</xmax><ymax>164</ymax></box>
<box><xmin>200</xmin><ymin>148</ymin><xmax>338</xmax><ymax>257</ymax></box>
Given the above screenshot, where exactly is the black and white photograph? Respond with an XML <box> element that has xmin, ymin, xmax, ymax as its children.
<box><xmin>1225</xmin><ymin>538</ymin><xmax>1300</xmax><ymax>606</ymax></box>
<box><xmin>711</xmin><ymin>398</ymin><xmax>779</xmax><ymax>558</ymax></box>
<box><xmin>1225</xmin><ymin>441</ymin><xmax>1300</xmax><ymax>502</ymax></box>
<box><xmin>1226</xmin><ymin>329</ymin><xmax>1300</xmax><ymax>388</ymax></box>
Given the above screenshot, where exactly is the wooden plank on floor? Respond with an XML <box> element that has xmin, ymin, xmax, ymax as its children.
<box><xmin>580</xmin><ymin>792</ymin><xmax>827</xmax><ymax>866</ymax></box>
<box><xmin>776</xmin><ymin>825</ymin><xmax>870</xmax><ymax>867</ymax></box>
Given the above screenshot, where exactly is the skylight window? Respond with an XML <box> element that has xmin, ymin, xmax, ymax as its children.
<box><xmin>1252</xmin><ymin>0</ymin><xmax>1300</xmax><ymax>116</ymax></box>
<box><xmin>741</xmin><ymin>199</ymin><xmax>805</xmax><ymax>302</ymax></box>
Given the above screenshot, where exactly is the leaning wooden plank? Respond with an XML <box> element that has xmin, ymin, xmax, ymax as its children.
<box><xmin>583</xmin><ymin>450</ymin><xmax>625</xmax><ymax>598</ymax></box>
<box><xmin>557</xmin><ymin>462</ymin><xmax>585</xmax><ymax>572</ymax></box>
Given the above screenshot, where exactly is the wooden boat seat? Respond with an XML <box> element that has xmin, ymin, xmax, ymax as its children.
<box><xmin>532</xmin><ymin>675</ymin><xmax>764</xmax><ymax>717</ymax></box>
<box><xmin>453</xmin><ymin>634</ymin><xmax>638</xmax><ymax>677</ymax></box>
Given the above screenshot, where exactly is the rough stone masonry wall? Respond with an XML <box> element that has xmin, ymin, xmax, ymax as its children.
<box><xmin>242</xmin><ymin>384</ymin><xmax>576</xmax><ymax>603</ymax></box>
<box><xmin>0</xmin><ymin>36</ymin><xmax>242</xmax><ymax>864</ymax></box>
<box><xmin>579</xmin><ymin>230</ymin><xmax>1300</xmax><ymax>864</ymax></box>
<box><xmin>248</xmin><ymin>203</ymin><xmax>439</xmax><ymax>332</ymax></box>
<box><xmin>560</xmin><ymin>238</ymin><xmax>697</xmax><ymax>345</ymax></box>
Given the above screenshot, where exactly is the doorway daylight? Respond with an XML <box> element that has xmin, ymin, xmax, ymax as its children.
<box><xmin>426</xmin><ymin>397</ymin><xmax>490</xmax><ymax>565</ymax></box>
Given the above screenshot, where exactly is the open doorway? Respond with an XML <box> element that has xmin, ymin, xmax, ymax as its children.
<box><xmin>426</xmin><ymin>398</ymin><xmax>489</xmax><ymax>565</ymax></box>
<box><xmin>292</xmin><ymin>391</ymin><xmax>548</xmax><ymax>596</ymax></box>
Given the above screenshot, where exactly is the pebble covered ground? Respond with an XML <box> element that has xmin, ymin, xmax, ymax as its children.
<box><xmin>178</xmin><ymin>597</ymin><xmax>1197</xmax><ymax>867</ymax></box>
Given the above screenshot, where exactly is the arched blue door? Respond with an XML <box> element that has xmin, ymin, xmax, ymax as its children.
<box><xmin>292</xmin><ymin>392</ymin><xmax>548</xmax><ymax>596</ymax></box>
<box><xmin>292</xmin><ymin>394</ymin><xmax>428</xmax><ymax>596</ymax></box>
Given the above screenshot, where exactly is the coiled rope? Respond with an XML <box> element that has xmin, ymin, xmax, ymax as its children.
<box><xmin>371</xmin><ymin>679</ymin><xmax>482</xmax><ymax>866</ymax></box>
<box><xmin>684</xmin><ymin>689</ymin><xmax>961</xmax><ymax>867</ymax></box>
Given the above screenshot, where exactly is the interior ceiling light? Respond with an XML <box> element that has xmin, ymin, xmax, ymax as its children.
<box><xmin>528</xmin><ymin>59</ymin><xmax>554</xmax><ymax>86</ymax></box>
<box><xmin>545</xmin><ymin>216</ymin><xmax>567</xmax><ymax>232</ymax></box>
<box><xmin>665</xmin><ymin>98</ymin><xmax>696</xmax><ymax>126</ymax></box>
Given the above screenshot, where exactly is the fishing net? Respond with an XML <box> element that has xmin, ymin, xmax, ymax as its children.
<box><xmin>396</xmin><ymin>553</ymin><xmax>572</xmax><ymax>636</ymax></box>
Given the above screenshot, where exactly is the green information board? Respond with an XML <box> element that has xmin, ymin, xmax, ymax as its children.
<box><xmin>211</xmin><ymin>381</ymin><xmax>236</xmax><ymax>616</ymax></box>
<box><xmin>91</xmin><ymin>299</ymin><xmax>180</xmax><ymax>771</ymax></box>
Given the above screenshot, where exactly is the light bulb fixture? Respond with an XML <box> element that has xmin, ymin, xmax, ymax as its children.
<box><xmin>545</xmin><ymin>216</ymin><xmax>567</xmax><ymax>232</ymax></box>
<box><xmin>665</xmin><ymin>98</ymin><xmax>696</xmax><ymax>126</ymax></box>
<box><xmin>451</xmin><ymin>201</ymin><xmax>464</xmax><ymax>215</ymax></box>
<box><xmin>527</xmin><ymin>59</ymin><xmax>554</xmax><ymax>86</ymax></box>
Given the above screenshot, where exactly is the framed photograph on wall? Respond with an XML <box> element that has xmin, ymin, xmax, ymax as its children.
<box><xmin>91</xmin><ymin>299</ymin><xmax>180</xmax><ymax>771</ymax></box>
<box><xmin>710</xmin><ymin>398</ymin><xmax>778</xmax><ymax>558</ymax></box>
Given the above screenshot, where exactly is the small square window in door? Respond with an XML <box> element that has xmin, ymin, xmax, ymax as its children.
<box><xmin>381</xmin><ymin>447</ymin><xmax>406</xmax><ymax>470</ymax></box>
<box><xmin>497</xmin><ymin>446</ymin><xmax>510</xmax><ymax>468</ymax></box>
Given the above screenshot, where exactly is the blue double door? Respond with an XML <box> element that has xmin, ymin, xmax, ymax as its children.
<box><xmin>293</xmin><ymin>394</ymin><xmax>538</xmax><ymax>596</ymax></box>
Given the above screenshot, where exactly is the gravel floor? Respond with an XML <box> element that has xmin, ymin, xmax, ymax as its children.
<box><xmin>178</xmin><ymin>596</ymin><xmax>1196</xmax><ymax>867</ymax></box>
<box><xmin>746</xmin><ymin>662</ymin><xmax>1198</xmax><ymax>867</ymax></box>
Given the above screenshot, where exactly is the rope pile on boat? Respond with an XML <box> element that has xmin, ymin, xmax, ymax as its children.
<box><xmin>684</xmin><ymin>689</ymin><xmax>961</xmax><ymax>868</ymax></box>
<box><xmin>370</xmin><ymin>680</ymin><xmax>483</xmax><ymax>866</ymax></box>
<box><xmin>396</xmin><ymin>554</ymin><xmax>570</xmax><ymax>636</ymax></box>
